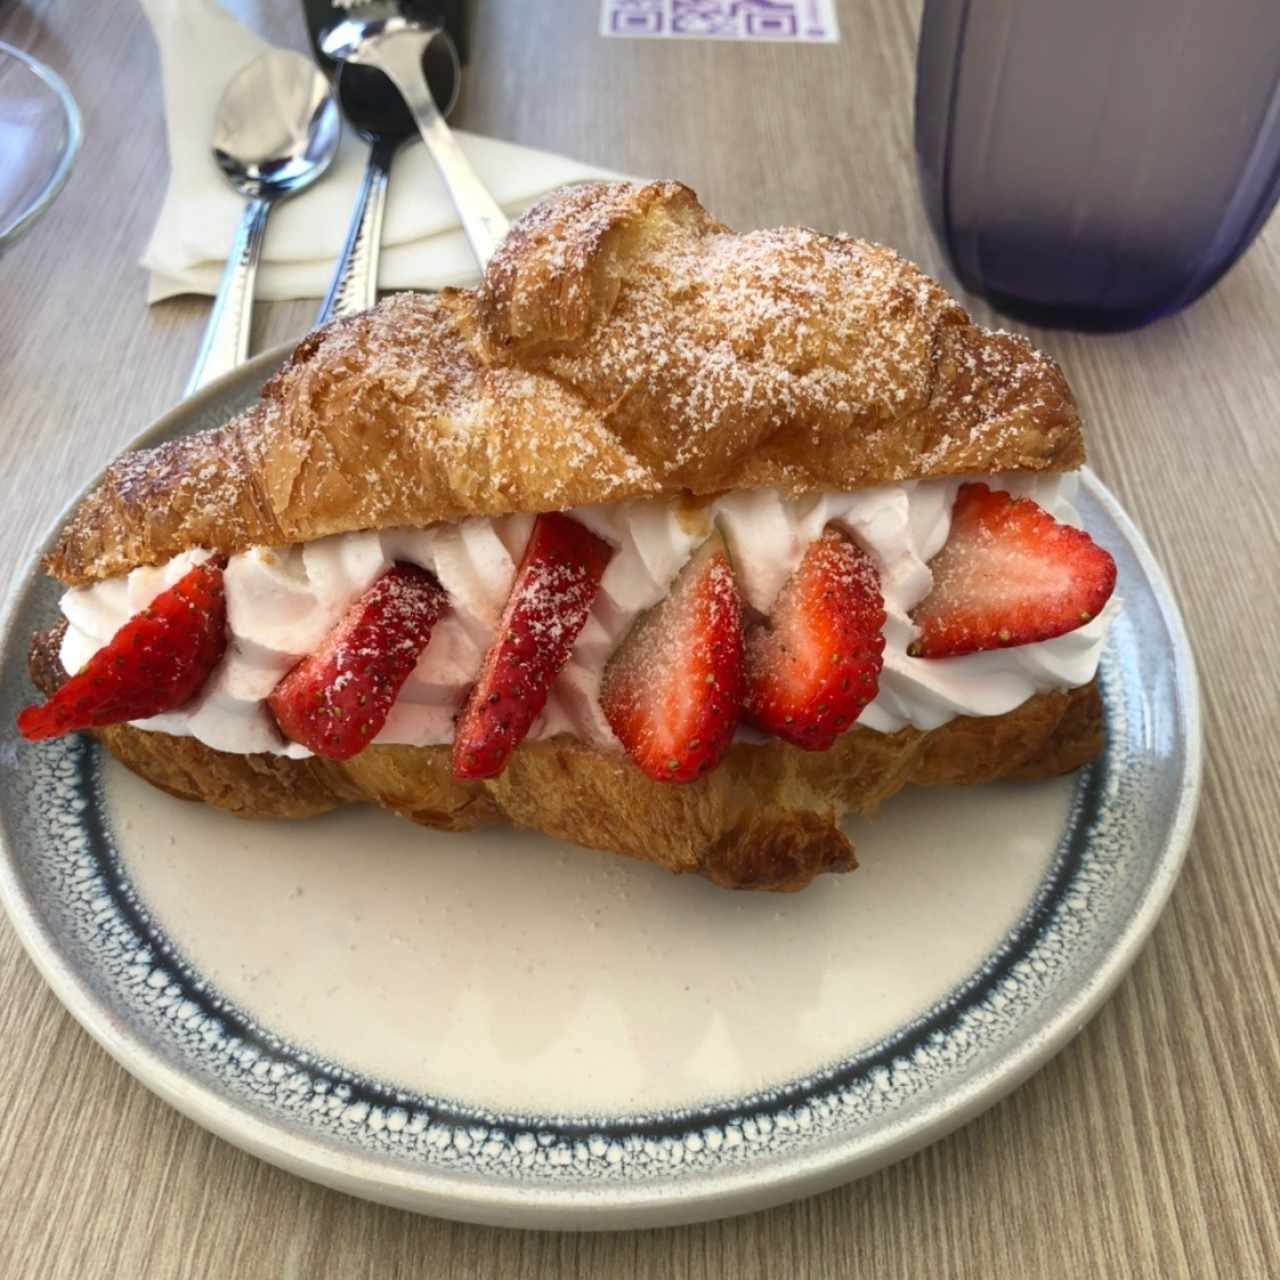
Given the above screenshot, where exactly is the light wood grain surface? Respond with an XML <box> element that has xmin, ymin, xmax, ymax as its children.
<box><xmin>2</xmin><ymin>1</ymin><xmax>1278</xmax><ymax>1276</ymax></box>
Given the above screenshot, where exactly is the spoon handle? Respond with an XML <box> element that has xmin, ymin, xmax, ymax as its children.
<box><xmin>373</xmin><ymin>39</ymin><xmax>510</xmax><ymax>268</ymax></box>
<box><xmin>185</xmin><ymin>196</ymin><xmax>271</xmax><ymax>397</ymax></box>
<box><xmin>317</xmin><ymin>139</ymin><xmax>394</xmax><ymax>325</ymax></box>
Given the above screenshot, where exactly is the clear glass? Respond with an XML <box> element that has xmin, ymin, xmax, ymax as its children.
<box><xmin>0</xmin><ymin>42</ymin><xmax>81</xmax><ymax>253</ymax></box>
<box><xmin>915</xmin><ymin>0</ymin><xmax>1280</xmax><ymax>331</ymax></box>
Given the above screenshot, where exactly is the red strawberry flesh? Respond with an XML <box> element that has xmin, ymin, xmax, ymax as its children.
<box><xmin>910</xmin><ymin>483</ymin><xmax>1117</xmax><ymax>659</ymax></box>
<box><xmin>744</xmin><ymin>529</ymin><xmax>885</xmax><ymax>750</ymax></box>
<box><xmin>453</xmin><ymin>512</ymin><xmax>612</xmax><ymax>781</ymax></box>
<box><xmin>268</xmin><ymin>563</ymin><xmax>448</xmax><ymax>760</ymax></box>
<box><xmin>601</xmin><ymin>535</ymin><xmax>743</xmax><ymax>784</ymax></box>
<box><xmin>17</xmin><ymin>559</ymin><xmax>228</xmax><ymax>742</ymax></box>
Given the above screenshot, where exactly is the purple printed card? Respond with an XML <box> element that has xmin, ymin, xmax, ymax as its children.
<box><xmin>600</xmin><ymin>0</ymin><xmax>840</xmax><ymax>43</ymax></box>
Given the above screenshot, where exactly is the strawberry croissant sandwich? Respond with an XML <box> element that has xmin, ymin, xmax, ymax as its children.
<box><xmin>20</xmin><ymin>182</ymin><xmax>1118</xmax><ymax>892</ymax></box>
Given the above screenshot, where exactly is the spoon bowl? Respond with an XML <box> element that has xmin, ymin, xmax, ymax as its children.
<box><xmin>212</xmin><ymin>50</ymin><xmax>340</xmax><ymax>198</ymax></box>
<box><xmin>310</xmin><ymin>39</ymin><xmax>459</xmax><ymax>325</ymax></box>
<box><xmin>303</xmin><ymin>3</ymin><xmax>460</xmax><ymax>322</ymax></box>
<box><xmin>186</xmin><ymin>51</ymin><xmax>338</xmax><ymax>396</ymax></box>
<box><xmin>335</xmin><ymin>34</ymin><xmax>460</xmax><ymax>145</ymax></box>
<box><xmin>320</xmin><ymin>13</ymin><xmax>421</xmax><ymax>66</ymax></box>
<box><xmin>321</xmin><ymin>15</ymin><xmax>509</xmax><ymax>269</ymax></box>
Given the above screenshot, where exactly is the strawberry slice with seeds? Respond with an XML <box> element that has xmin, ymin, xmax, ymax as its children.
<box><xmin>268</xmin><ymin>563</ymin><xmax>448</xmax><ymax>760</ymax></box>
<box><xmin>18</xmin><ymin>560</ymin><xmax>228</xmax><ymax>742</ymax></box>
<box><xmin>453</xmin><ymin>512</ymin><xmax>612</xmax><ymax>780</ymax></box>
<box><xmin>744</xmin><ymin>529</ymin><xmax>885</xmax><ymax>750</ymax></box>
<box><xmin>909</xmin><ymin>483</ymin><xmax>1117</xmax><ymax>658</ymax></box>
<box><xmin>601</xmin><ymin>534</ymin><xmax>743</xmax><ymax>784</ymax></box>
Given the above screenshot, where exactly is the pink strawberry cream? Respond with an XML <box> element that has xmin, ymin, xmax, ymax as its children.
<box><xmin>53</xmin><ymin>473</ymin><xmax>1120</xmax><ymax>760</ymax></box>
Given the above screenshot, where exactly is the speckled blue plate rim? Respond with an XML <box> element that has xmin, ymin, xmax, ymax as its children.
<box><xmin>0</xmin><ymin>347</ymin><xmax>1201</xmax><ymax>1230</ymax></box>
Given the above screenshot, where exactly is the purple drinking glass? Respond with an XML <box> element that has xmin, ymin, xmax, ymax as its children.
<box><xmin>915</xmin><ymin>0</ymin><xmax>1280</xmax><ymax>331</ymax></box>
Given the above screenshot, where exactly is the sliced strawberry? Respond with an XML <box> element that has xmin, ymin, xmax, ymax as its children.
<box><xmin>910</xmin><ymin>483</ymin><xmax>1117</xmax><ymax>658</ymax></box>
<box><xmin>268</xmin><ymin>563</ymin><xmax>448</xmax><ymax>760</ymax></box>
<box><xmin>601</xmin><ymin>534</ymin><xmax>743</xmax><ymax>784</ymax></box>
<box><xmin>453</xmin><ymin>512</ymin><xmax>612</xmax><ymax>780</ymax></box>
<box><xmin>744</xmin><ymin>529</ymin><xmax>885</xmax><ymax>750</ymax></box>
<box><xmin>18</xmin><ymin>560</ymin><xmax>228</xmax><ymax>742</ymax></box>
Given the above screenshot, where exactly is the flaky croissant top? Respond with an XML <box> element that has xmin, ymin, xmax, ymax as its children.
<box><xmin>47</xmin><ymin>181</ymin><xmax>1083</xmax><ymax>587</ymax></box>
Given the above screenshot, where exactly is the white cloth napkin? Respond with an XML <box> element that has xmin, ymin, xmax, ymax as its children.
<box><xmin>140</xmin><ymin>0</ymin><xmax>631</xmax><ymax>301</ymax></box>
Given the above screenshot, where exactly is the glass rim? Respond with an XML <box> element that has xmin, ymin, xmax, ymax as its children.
<box><xmin>0</xmin><ymin>40</ymin><xmax>82</xmax><ymax>247</ymax></box>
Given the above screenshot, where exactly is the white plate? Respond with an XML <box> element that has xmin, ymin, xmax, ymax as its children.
<box><xmin>0</xmin><ymin>348</ymin><xmax>1200</xmax><ymax>1229</ymax></box>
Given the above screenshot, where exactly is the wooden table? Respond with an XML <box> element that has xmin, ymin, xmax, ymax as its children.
<box><xmin>2</xmin><ymin>2</ymin><xmax>1277</xmax><ymax>1275</ymax></box>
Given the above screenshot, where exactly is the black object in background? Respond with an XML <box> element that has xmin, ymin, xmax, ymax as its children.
<box><xmin>299</xmin><ymin>0</ymin><xmax>464</xmax><ymax>141</ymax></box>
<box><xmin>404</xmin><ymin>0</ymin><xmax>468</xmax><ymax>64</ymax></box>
<box><xmin>300</xmin><ymin>1</ymin><xmax>469</xmax><ymax>73</ymax></box>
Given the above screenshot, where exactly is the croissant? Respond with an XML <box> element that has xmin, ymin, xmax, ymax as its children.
<box><xmin>25</xmin><ymin>181</ymin><xmax>1109</xmax><ymax>892</ymax></box>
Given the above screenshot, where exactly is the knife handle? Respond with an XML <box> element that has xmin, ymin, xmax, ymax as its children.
<box><xmin>317</xmin><ymin>138</ymin><xmax>395</xmax><ymax>324</ymax></box>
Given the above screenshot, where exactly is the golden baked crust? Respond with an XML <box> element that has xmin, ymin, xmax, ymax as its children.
<box><xmin>45</xmin><ymin>181</ymin><xmax>1083</xmax><ymax>586</ymax></box>
<box><xmin>30</xmin><ymin>624</ymin><xmax>1102</xmax><ymax>892</ymax></box>
<box><xmin>30</xmin><ymin>181</ymin><xmax>1101</xmax><ymax>892</ymax></box>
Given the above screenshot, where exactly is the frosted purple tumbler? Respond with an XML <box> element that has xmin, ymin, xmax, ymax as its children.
<box><xmin>915</xmin><ymin>0</ymin><xmax>1280</xmax><ymax>330</ymax></box>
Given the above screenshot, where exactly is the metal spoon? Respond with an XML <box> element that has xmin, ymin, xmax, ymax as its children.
<box><xmin>311</xmin><ymin>26</ymin><xmax>460</xmax><ymax>323</ymax></box>
<box><xmin>322</xmin><ymin>14</ymin><xmax>509</xmax><ymax>269</ymax></box>
<box><xmin>185</xmin><ymin>51</ymin><xmax>339</xmax><ymax>397</ymax></box>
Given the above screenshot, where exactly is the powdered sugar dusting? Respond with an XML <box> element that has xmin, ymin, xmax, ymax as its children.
<box><xmin>49</xmin><ymin>182</ymin><xmax>1079</xmax><ymax>588</ymax></box>
<box><xmin>599</xmin><ymin>538</ymin><xmax>744</xmax><ymax>781</ymax></box>
<box><xmin>525</xmin><ymin>208</ymin><xmax>970</xmax><ymax>484</ymax></box>
<box><xmin>518</xmin><ymin>559</ymin><xmax>598</xmax><ymax>645</ymax></box>
<box><xmin>269</xmin><ymin>563</ymin><xmax>448</xmax><ymax>757</ymax></box>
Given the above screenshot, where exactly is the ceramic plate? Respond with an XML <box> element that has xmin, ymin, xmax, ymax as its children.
<box><xmin>0</xmin><ymin>348</ymin><xmax>1200</xmax><ymax>1229</ymax></box>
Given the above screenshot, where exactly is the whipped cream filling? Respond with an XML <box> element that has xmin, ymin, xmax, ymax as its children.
<box><xmin>58</xmin><ymin>473</ymin><xmax>1119</xmax><ymax>758</ymax></box>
